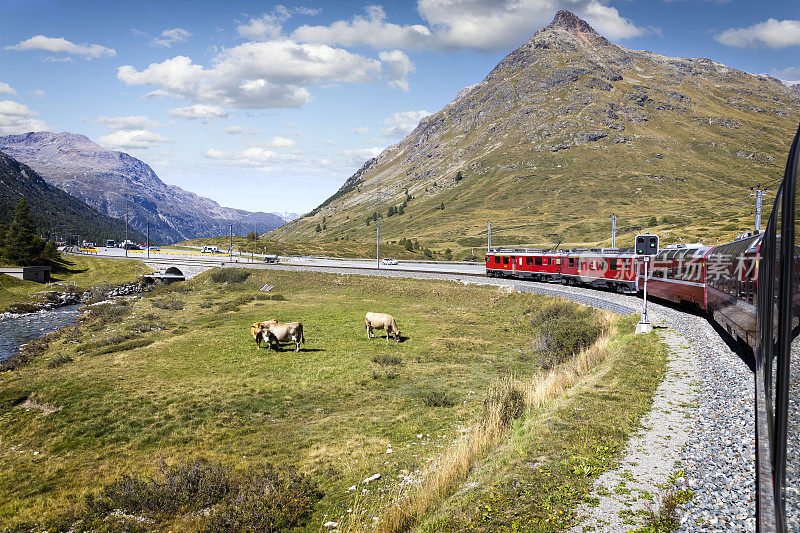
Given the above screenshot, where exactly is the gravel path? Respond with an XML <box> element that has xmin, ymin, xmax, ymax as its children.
<box><xmin>569</xmin><ymin>327</ymin><xmax>699</xmax><ymax>532</ymax></box>
<box><xmin>252</xmin><ymin>262</ymin><xmax>757</xmax><ymax>531</ymax></box>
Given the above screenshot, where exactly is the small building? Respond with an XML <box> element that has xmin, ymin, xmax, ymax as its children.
<box><xmin>0</xmin><ymin>265</ymin><xmax>52</xmax><ymax>283</ymax></box>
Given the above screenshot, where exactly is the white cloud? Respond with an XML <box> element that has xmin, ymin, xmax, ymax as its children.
<box><xmin>379</xmin><ymin>50</ymin><xmax>415</xmax><ymax>90</ymax></box>
<box><xmin>43</xmin><ymin>56</ymin><xmax>74</xmax><ymax>63</ymax></box>
<box><xmin>168</xmin><ymin>104</ymin><xmax>229</xmax><ymax>120</ymax></box>
<box><xmin>0</xmin><ymin>99</ymin><xmax>48</xmax><ymax>134</ymax></box>
<box><xmin>382</xmin><ymin>110</ymin><xmax>431</xmax><ymax>138</ymax></box>
<box><xmin>98</xmin><ymin>130</ymin><xmax>172</xmax><ymax>149</ymax></box>
<box><xmin>118</xmin><ymin>39</ymin><xmax>409</xmax><ymax>109</ymax></box>
<box><xmin>341</xmin><ymin>146</ymin><xmax>385</xmax><ymax>165</ymax></box>
<box><xmin>353</xmin><ymin>126</ymin><xmax>369</xmax><ymax>135</ymax></box>
<box><xmin>293</xmin><ymin>1</ymin><xmax>643</xmax><ymax>52</ymax></box>
<box><xmin>237</xmin><ymin>7</ymin><xmax>292</xmax><ymax>40</ymax></box>
<box><xmin>293</xmin><ymin>5</ymin><xmax>434</xmax><ymax>50</ymax></box>
<box><xmin>152</xmin><ymin>28</ymin><xmax>192</xmax><ymax>47</ymax></box>
<box><xmin>296</xmin><ymin>7</ymin><xmax>322</xmax><ymax>16</ymax></box>
<box><xmin>6</xmin><ymin>35</ymin><xmax>116</xmax><ymax>58</ymax></box>
<box><xmin>204</xmin><ymin>145</ymin><xmax>299</xmax><ymax>167</ymax></box>
<box><xmin>715</xmin><ymin>19</ymin><xmax>800</xmax><ymax>49</ymax></box>
<box><xmin>96</xmin><ymin>115</ymin><xmax>161</xmax><ymax>131</ymax></box>
<box><xmin>773</xmin><ymin>66</ymin><xmax>800</xmax><ymax>83</ymax></box>
<box><xmin>266</xmin><ymin>136</ymin><xmax>296</xmax><ymax>147</ymax></box>
<box><xmin>30</xmin><ymin>89</ymin><xmax>46</xmax><ymax>98</ymax></box>
<box><xmin>224</xmin><ymin>125</ymin><xmax>261</xmax><ymax>136</ymax></box>
<box><xmin>0</xmin><ymin>82</ymin><xmax>17</xmax><ymax>96</ymax></box>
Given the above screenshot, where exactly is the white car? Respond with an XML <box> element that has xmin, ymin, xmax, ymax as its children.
<box><xmin>381</xmin><ymin>258</ymin><xmax>398</xmax><ymax>266</ymax></box>
<box><xmin>147</xmin><ymin>246</ymin><xmax>160</xmax><ymax>251</ymax></box>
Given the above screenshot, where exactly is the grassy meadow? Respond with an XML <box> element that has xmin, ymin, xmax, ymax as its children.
<box><xmin>0</xmin><ymin>255</ymin><xmax>150</xmax><ymax>312</ymax></box>
<box><xmin>0</xmin><ymin>268</ymin><xmax>666</xmax><ymax>531</ymax></box>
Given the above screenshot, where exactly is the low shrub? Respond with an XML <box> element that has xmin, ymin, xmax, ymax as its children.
<box><xmin>218</xmin><ymin>293</ymin><xmax>285</xmax><ymax>313</ymax></box>
<box><xmin>210</xmin><ymin>268</ymin><xmax>251</xmax><ymax>284</ymax></box>
<box><xmin>421</xmin><ymin>389</ymin><xmax>455</xmax><ymax>407</ymax></box>
<box><xmin>87</xmin><ymin>301</ymin><xmax>131</xmax><ymax>321</ymax></box>
<box><xmin>637</xmin><ymin>487</ymin><xmax>694</xmax><ymax>532</ymax></box>
<box><xmin>47</xmin><ymin>354</ymin><xmax>73</xmax><ymax>368</ymax></box>
<box><xmin>83</xmin><ymin>282</ymin><xmax>113</xmax><ymax>303</ymax></box>
<box><xmin>152</xmin><ymin>297</ymin><xmax>184</xmax><ymax>310</ymax></box>
<box><xmin>94</xmin><ymin>338</ymin><xmax>154</xmax><ymax>355</ymax></box>
<box><xmin>82</xmin><ymin>460</ymin><xmax>321</xmax><ymax>531</ymax></box>
<box><xmin>533</xmin><ymin>316</ymin><xmax>602</xmax><ymax>369</ymax></box>
<box><xmin>79</xmin><ymin>333</ymin><xmax>136</xmax><ymax>353</ymax></box>
<box><xmin>200</xmin><ymin>299</ymin><xmax>214</xmax><ymax>309</ymax></box>
<box><xmin>205</xmin><ymin>464</ymin><xmax>323</xmax><ymax>532</ymax></box>
<box><xmin>372</xmin><ymin>354</ymin><xmax>402</xmax><ymax>365</ymax></box>
<box><xmin>482</xmin><ymin>379</ymin><xmax>524</xmax><ymax>428</ymax></box>
<box><xmin>530</xmin><ymin>301</ymin><xmax>602</xmax><ymax>369</ymax></box>
<box><xmin>7</xmin><ymin>302</ymin><xmax>39</xmax><ymax>313</ymax></box>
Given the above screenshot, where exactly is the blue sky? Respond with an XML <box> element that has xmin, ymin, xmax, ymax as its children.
<box><xmin>0</xmin><ymin>0</ymin><xmax>798</xmax><ymax>214</ymax></box>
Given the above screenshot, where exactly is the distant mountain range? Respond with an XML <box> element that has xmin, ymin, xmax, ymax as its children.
<box><xmin>0</xmin><ymin>132</ymin><xmax>288</xmax><ymax>244</ymax></box>
<box><xmin>274</xmin><ymin>10</ymin><xmax>800</xmax><ymax>249</ymax></box>
<box><xmin>0</xmin><ymin>150</ymin><xmax>145</xmax><ymax>244</ymax></box>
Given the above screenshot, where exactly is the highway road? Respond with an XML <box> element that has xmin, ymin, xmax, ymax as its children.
<box><xmin>78</xmin><ymin>246</ymin><xmax>486</xmax><ymax>276</ymax></box>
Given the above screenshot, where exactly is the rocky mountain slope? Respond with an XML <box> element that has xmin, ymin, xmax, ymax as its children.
<box><xmin>0</xmin><ymin>132</ymin><xmax>287</xmax><ymax>243</ymax></box>
<box><xmin>275</xmin><ymin>10</ymin><xmax>800</xmax><ymax>251</ymax></box>
<box><xmin>0</xmin><ymin>150</ymin><xmax>144</xmax><ymax>244</ymax></box>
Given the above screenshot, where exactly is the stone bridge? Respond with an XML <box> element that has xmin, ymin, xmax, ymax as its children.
<box><xmin>143</xmin><ymin>262</ymin><xmax>214</xmax><ymax>280</ymax></box>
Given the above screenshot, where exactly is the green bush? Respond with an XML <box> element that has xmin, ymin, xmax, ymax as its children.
<box><xmin>421</xmin><ymin>389</ymin><xmax>455</xmax><ymax>407</ymax></box>
<box><xmin>210</xmin><ymin>268</ymin><xmax>251</xmax><ymax>284</ymax></box>
<box><xmin>88</xmin><ymin>301</ymin><xmax>131</xmax><ymax>320</ymax></box>
<box><xmin>533</xmin><ymin>316</ymin><xmax>601</xmax><ymax>369</ymax></box>
<box><xmin>482</xmin><ymin>380</ymin><xmax>524</xmax><ymax>428</ymax></box>
<box><xmin>372</xmin><ymin>354</ymin><xmax>402</xmax><ymax>366</ymax></box>
<box><xmin>47</xmin><ymin>354</ymin><xmax>73</xmax><ymax>368</ymax></box>
<box><xmin>82</xmin><ymin>460</ymin><xmax>323</xmax><ymax>532</ymax></box>
<box><xmin>85</xmin><ymin>461</ymin><xmax>234</xmax><ymax>520</ymax></box>
<box><xmin>206</xmin><ymin>465</ymin><xmax>323</xmax><ymax>533</ymax></box>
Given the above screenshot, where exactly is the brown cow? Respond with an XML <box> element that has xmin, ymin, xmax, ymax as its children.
<box><xmin>262</xmin><ymin>320</ymin><xmax>305</xmax><ymax>352</ymax></box>
<box><xmin>251</xmin><ymin>320</ymin><xmax>276</xmax><ymax>349</ymax></box>
<box><xmin>365</xmin><ymin>312</ymin><xmax>401</xmax><ymax>342</ymax></box>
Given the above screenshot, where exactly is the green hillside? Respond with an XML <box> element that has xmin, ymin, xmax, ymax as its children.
<box><xmin>273</xmin><ymin>10</ymin><xmax>799</xmax><ymax>253</ymax></box>
<box><xmin>0</xmin><ymin>150</ymin><xmax>145</xmax><ymax>244</ymax></box>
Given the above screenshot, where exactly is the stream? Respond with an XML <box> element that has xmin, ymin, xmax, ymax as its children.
<box><xmin>0</xmin><ymin>304</ymin><xmax>83</xmax><ymax>362</ymax></box>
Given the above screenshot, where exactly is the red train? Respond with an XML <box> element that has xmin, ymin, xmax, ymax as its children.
<box><xmin>485</xmin><ymin>232</ymin><xmax>762</xmax><ymax>348</ymax></box>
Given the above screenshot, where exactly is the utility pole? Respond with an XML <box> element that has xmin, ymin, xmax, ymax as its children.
<box><xmin>750</xmin><ymin>186</ymin><xmax>764</xmax><ymax>233</ymax></box>
<box><xmin>487</xmin><ymin>221</ymin><xmax>492</xmax><ymax>251</ymax></box>
<box><xmin>125</xmin><ymin>200</ymin><xmax>128</xmax><ymax>258</ymax></box>
<box><xmin>229</xmin><ymin>224</ymin><xmax>233</xmax><ymax>261</ymax></box>
<box><xmin>147</xmin><ymin>221</ymin><xmax>150</xmax><ymax>259</ymax></box>
<box><xmin>376</xmin><ymin>222</ymin><xmax>380</xmax><ymax>269</ymax></box>
<box><xmin>610</xmin><ymin>214</ymin><xmax>617</xmax><ymax>248</ymax></box>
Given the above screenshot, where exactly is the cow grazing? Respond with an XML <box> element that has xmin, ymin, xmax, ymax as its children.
<box><xmin>262</xmin><ymin>321</ymin><xmax>305</xmax><ymax>352</ymax></box>
<box><xmin>365</xmin><ymin>312</ymin><xmax>401</xmax><ymax>342</ymax></box>
<box><xmin>250</xmin><ymin>320</ymin><xmax>276</xmax><ymax>349</ymax></box>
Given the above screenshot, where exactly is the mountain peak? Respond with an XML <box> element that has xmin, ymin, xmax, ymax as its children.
<box><xmin>546</xmin><ymin>10</ymin><xmax>597</xmax><ymax>35</ymax></box>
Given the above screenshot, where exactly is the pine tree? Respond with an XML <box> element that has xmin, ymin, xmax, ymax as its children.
<box><xmin>2</xmin><ymin>199</ymin><xmax>44</xmax><ymax>266</ymax></box>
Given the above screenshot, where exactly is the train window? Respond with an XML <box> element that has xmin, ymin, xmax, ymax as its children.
<box><xmin>526</xmin><ymin>257</ymin><xmax>533</xmax><ymax>266</ymax></box>
<box><xmin>535</xmin><ymin>257</ymin><xmax>542</xmax><ymax>266</ymax></box>
<box><xmin>609</xmin><ymin>258</ymin><xmax>617</xmax><ymax>270</ymax></box>
<box><xmin>502</xmin><ymin>256</ymin><xmax>509</xmax><ymax>265</ymax></box>
<box><xmin>569</xmin><ymin>258</ymin><xmax>575</xmax><ymax>268</ymax></box>
<box><xmin>556</xmin><ymin>258</ymin><xmax>562</xmax><ymax>265</ymax></box>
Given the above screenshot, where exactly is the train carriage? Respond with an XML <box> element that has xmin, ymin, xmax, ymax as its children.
<box><xmin>638</xmin><ymin>245</ymin><xmax>712</xmax><ymax>310</ymax></box>
<box><xmin>704</xmin><ymin>234</ymin><xmax>761</xmax><ymax>347</ymax></box>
